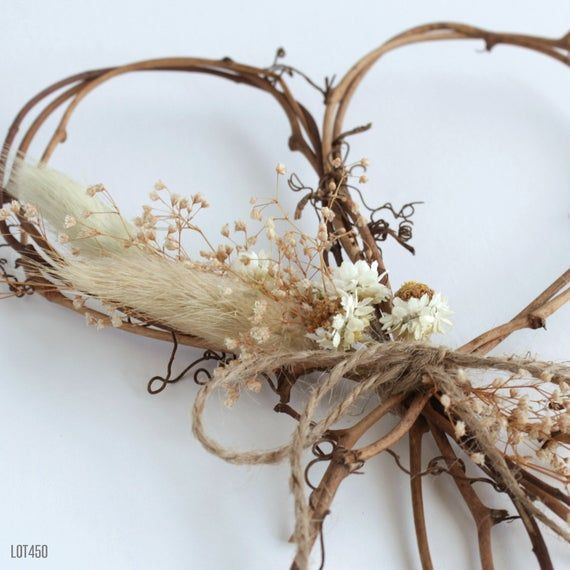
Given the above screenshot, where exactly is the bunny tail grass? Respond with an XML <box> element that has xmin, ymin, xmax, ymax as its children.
<box><xmin>52</xmin><ymin>251</ymin><xmax>308</xmax><ymax>352</ymax></box>
<box><xmin>8</xmin><ymin>160</ymin><xmax>134</xmax><ymax>256</ymax></box>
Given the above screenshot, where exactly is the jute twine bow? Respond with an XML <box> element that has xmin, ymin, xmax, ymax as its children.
<box><xmin>191</xmin><ymin>342</ymin><xmax>570</xmax><ymax>569</ymax></box>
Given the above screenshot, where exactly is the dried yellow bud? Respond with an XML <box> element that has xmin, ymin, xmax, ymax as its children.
<box><xmin>395</xmin><ymin>281</ymin><xmax>434</xmax><ymax>301</ymax></box>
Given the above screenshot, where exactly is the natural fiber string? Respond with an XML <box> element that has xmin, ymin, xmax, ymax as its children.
<box><xmin>191</xmin><ymin>342</ymin><xmax>570</xmax><ymax>569</ymax></box>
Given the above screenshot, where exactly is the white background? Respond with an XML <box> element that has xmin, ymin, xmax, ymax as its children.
<box><xmin>1</xmin><ymin>1</ymin><xmax>569</xmax><ymax>569</ymax></box>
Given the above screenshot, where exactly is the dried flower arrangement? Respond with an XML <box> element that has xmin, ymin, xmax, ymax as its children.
<box><xmin>1</xmin><ymin>22</ymin><xmax>569</xmax><ymax>570</ymax></box>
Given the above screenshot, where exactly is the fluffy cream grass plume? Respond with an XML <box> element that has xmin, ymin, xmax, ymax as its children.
<box><xmin>8</xmin><ymin>160</ymin><xmax>133</xmax><ymax>256</ymax></box>
<box><xmin>56</xmin><ymin>250</ymin><xmax>309</xmax><ymax>352</ymax></box>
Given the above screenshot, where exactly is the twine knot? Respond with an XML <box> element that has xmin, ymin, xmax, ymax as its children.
<box><xmin>191</xmin><ymin>341</ymin><xmax>570</xmax><ymax>569</ymax></box>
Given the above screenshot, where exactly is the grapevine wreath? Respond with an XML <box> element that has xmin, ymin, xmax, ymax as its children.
<box><xmin>1</xmin><ymin>22</ymin><xmax>569</xmax><ymax>570</ymax></box>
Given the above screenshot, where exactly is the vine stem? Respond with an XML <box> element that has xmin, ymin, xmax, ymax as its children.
<box><xmin>426</xmin><ymin>412</ymin><xmax>497</xmax><ymax>570</ymax></box>
<box><xmin>409</xmin><ymin>417</ymin><xmax>433</xmax><ymax>570</ymax></box>
<box><xmin>461</xmin><ymin>269</ymin><xmax>569</xmax><ymax>354</ymax></box>
<box><xmin>290</xmin><ymin>392</ymin><xmax>415</xmax><ymax>569</ymax></box>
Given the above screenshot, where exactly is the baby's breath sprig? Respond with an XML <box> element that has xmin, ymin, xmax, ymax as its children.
<box><xmin>437</xmin><ymin>366</ymin><xmax>569</xmax><ymax>485</ymax></box>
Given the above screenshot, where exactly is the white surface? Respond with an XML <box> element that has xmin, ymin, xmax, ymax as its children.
<box><xmin>1</xmin><ymin>1</ymin><xmax>569</xmax><ymax>569</ymax></box>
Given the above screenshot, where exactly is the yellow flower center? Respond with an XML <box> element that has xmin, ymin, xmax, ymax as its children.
<box><xmin>395</xmin><ymin>281</ymin><xmax>434</xmax><ymax>301</ymax></box>
<box><xmin>305</xmin><ymin>296</ymin><xmax>342</xmax><ymax>332</ymax></box>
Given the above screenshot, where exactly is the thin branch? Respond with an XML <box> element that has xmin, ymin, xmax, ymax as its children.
<box><xmin>409</xmin><ymin>417</ymin><xmax>434</xmax><ymax>570</ymax></box>
<box><xmin>355</xmin><ymin>391</ymin><xmax>433</xmax><ymax>462</ymax></box>
<box><xmin>428</xmin><ymin>422</ymin><xmax>496</xmax><ymax>570</ymax></box>
<box><xmin>327</xmin><ymin>392</ymin><xmax>405</xmax><ymax>443</ymax></box>
<box><xmin>292</xmin><ymin>392</ymin><xmax>431</xmax><ymax>569</ymax></box>
<box><xmin>461</xmin><ymin>269</ymin><xmax>569</xmax><ymax>354</ymax></box>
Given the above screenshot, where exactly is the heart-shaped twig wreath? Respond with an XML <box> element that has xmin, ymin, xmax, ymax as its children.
<box><xmin>1</xmin><ymin>22</ymin><xmax>569</xmax><ymax>570</ymax></box>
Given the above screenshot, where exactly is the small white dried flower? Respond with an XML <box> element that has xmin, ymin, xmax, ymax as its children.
<box><xmin>307</xmin><ymin>292</ymin><xmax>375</xmax><ymax>350</ymax></box>
<box><xmin>470</xmin><ymin>452</ymin><xmax>485</xmax><ymax>466</ymax></box>
<box><xmin>360</xmin><ymin>158</ymin><xmax>370</xmax><ymax>167</ymax></box>
<box><xmin>540</xmin><ymin>416</ymin><xmax>553</xmax><ymax>437</ymax></box>
<box><xmin>454</xmin><ymin>421</ymin><xmax>466</xmax><ymax>438</ymax></box>
<box><xmin>149</xmin><ymin>190</ymin><xmax>160</xmax><ymax>201</ymax></box>
<box><xmin>456</xmin><ymin>368</ymin><xmax>468</xmax><ymax>384</ymax></box>
<box><xmin>245</xmin><ymin>377</ymin><xmax>262</xmax><ymax>393</ymax></box>
<box><xmin>250</xmin><ymin>326</ymin><xmax>271</xmax><ymax>344</ymax></box>
<box><xmin>321</xmin><ymin>207</ymin><xmax>335</xmax><ymax>222</ymax></box>
<box><xmin>22</xmin><ymin>203</ymin><xmax>38</xmax><ymax>220</ymax></box>
<box><xmin>86</xmin><ymin>183</ymin><xmax>105</xmax><ymax>197</ymax></box>
<box><xmin>440</xmin><ymin>394</ymin><xmax>451</xmax><ymax>410</ymax></box>
<box><xmin>332</xmin><ymin>157</ymin><xmax>342</xmax><ymax>168</ymax></box>
<box><xmin>77</xmin><ymin>227</ymin><xmax>100</xmax><ymax>238</ymax></box>
<box><xmin>265</xmin><ymin>217</ymin><xmax>276</xmax><ymax>241</ymax></box>
<box><xmin>0</xmin><ymin>207</ymin><xmax>10</xmax><ymax>221</ymax></box>
<box><xmin>164</xmin><ymin>239</ymin><xmax>179</xmax><ymax>251</ymax></box>
<box><xmin>358</xmin><ymin>175</ymin><xmax>368</xmax><ymax>184</ymax></box>
<box><xmin>252</xmin><ymin>299</ymin><xmax>268</xmax><ymax>324</ymax></box>
<box><xmin>331</xmin><ymin>259</ymin><xmax>391</xmax><ymax>304</ymax></box>
<box><xmin>154</xmin><ymin>180</ymin><xmax>167</xmax><ymax>191</ymax></box>
<box><xmin>275</xmin><ymin>163</ymin><xmax>286</xmax><ymax>175</ymax></box>
<box><xmin>317</xmin><ymin>223</ymin><xmax>328</xmax><ymax>242</ymax></box>
<box><xmin>234</xmin><ymin>219</ymin><xmax>247</xmax><ymax>232</ymax></box>
<box><xmin>64</xmin><ymin>215</ymin><xmax>77</xmax><ymax>228</ymax></box>
<box><xmin>10</xmin><ymin>200</ymin><xmax>21</xmax><ymax>214</ymax></box>
<box><xmin>84</xmin><ymin>312</ymin><xmax>97</xmax><ymax>327</ymax></box>
<box><xmin>220</xmin><ymin>223</ymin><xmax>230</xmax><ymax>237</ymax></box>
<box><xmin>233</xmin><ymin>250</ymin><xmax>272</xmax><ymax>281</ymax></box>
<box><xmin>111</xmin><ymin>314</ymin><xmax>123</xmax><ymax>328</ymax></box>
<box><xmin>540</xmin><ymin>370</ymin><xmax>554</xmax><ymax>382</ymax></box>
<box><xmin>225</xmin><ymin>338</ymin><xmax>238</xmax><ymax>351</ymax></box>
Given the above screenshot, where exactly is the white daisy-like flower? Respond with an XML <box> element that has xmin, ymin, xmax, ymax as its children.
<box><xmin>306</xmin><ymin>326</ymin><xmax>338</xmax><ymax>350</ymax></box>
<box><xmin>0</xmin><ymin>207</ymin><xmax>10</xmax><ymax>221</ymax></box>
<box><xmin>307</xmin><ymin>292</ymin><xmax>375</xmax><ymax>350</ymax></box>
<box><xmin>331</xmin><ymin>259</ymin><xmax>390</xmax><ymax>303</ymax></box>
<box><xmin>380</xmin><ymin>287</ymin><xmax>452</xmax><ymax>341</ymax></box>
<box><xmin>232</xmin><ymin>250</ymin><xmax>273</xmax><ymax>282</ymax></box>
